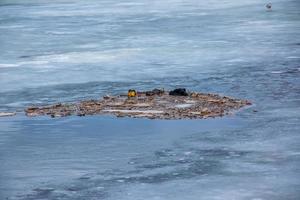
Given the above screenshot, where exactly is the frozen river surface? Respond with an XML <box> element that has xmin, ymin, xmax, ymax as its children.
<box><xmin>0</xmin><ymin>0</ymin><xmax>300</xmax><ymax>199</ymax></box>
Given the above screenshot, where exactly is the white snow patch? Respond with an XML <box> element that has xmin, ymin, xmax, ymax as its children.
<box><xmin>102</xmin><ymin>109</ymin><xmax>163</xmax><ymax>114</ymax></box>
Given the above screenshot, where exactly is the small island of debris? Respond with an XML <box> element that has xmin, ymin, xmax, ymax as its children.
<box><xmin>25</xmin><ymin>88</ymin><xmax>251</xmax><ymax>120</ymax></box>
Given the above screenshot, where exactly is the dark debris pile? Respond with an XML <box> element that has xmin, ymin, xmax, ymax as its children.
<box><xmin>25</xmin><ymin>89</ymin><xmax>251</xmax><ymax>120</ymax></box>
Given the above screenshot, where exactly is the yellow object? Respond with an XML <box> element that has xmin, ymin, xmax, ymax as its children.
<box><xmin>128</xmin><ymin>89</ymin><xmax>137</xmax><ymax>97</ymax></box>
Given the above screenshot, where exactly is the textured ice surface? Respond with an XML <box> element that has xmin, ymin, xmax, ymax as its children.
<box><xmin>0</xmin><ymin>0</ymin><xmax>300</xmax><ymax>199</ymax></box>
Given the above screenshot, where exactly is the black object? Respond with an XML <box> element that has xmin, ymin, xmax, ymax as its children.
<box><xmin>169</xmin><ymin>88</ymin><xmax>188</xmax><ymax>96</ymax></box>
<box><xmin>146</xmin><ymin>88</ymin><xmax>164</xmax><ymax>96</ymax></box>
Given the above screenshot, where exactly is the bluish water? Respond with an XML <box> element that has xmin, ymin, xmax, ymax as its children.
<box><xmin>0</xmin><ymin>0</ymin><xmax>300</xmax><ymax>199</ymax></box>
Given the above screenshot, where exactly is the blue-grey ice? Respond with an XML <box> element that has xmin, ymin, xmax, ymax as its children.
<box><xmin>0</xmin><ymin>0</ymin><xmax>300</xmax><ymax>199</ymax></box>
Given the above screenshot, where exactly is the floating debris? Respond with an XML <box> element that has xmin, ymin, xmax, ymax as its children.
<box><xmin>266</xmin><ymin>3</ymin><xmax>272</xmax><ymax>11</ymax></box>
<box><xmin>169</xmin><ymin>88</ymin><xmax>188</xmax><ymax>96</ymax></box>
<box><xmin>24</xmin><ymin>89</ymin><xmax>251</xmax><ymax>120</ymax></box>
<box><xmin>0</xmin><ymin>112</ymin><xmax>16</xmax><ymax>117</ymax></box>
<box><xmin>128</xmin><ymin>89</ymin><xmax>137</xmax><ymax>97</ymax></box>
<box><xmin>146</xmin><ymin>88</ymin><xmax>165</xmax><ymax>96</ymax></box>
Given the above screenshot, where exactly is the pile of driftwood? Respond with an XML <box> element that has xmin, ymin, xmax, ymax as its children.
<box><xmin>24</xmin><ymin>88</ymin><xmax>251</xmax><ymax>120</ymax></box>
